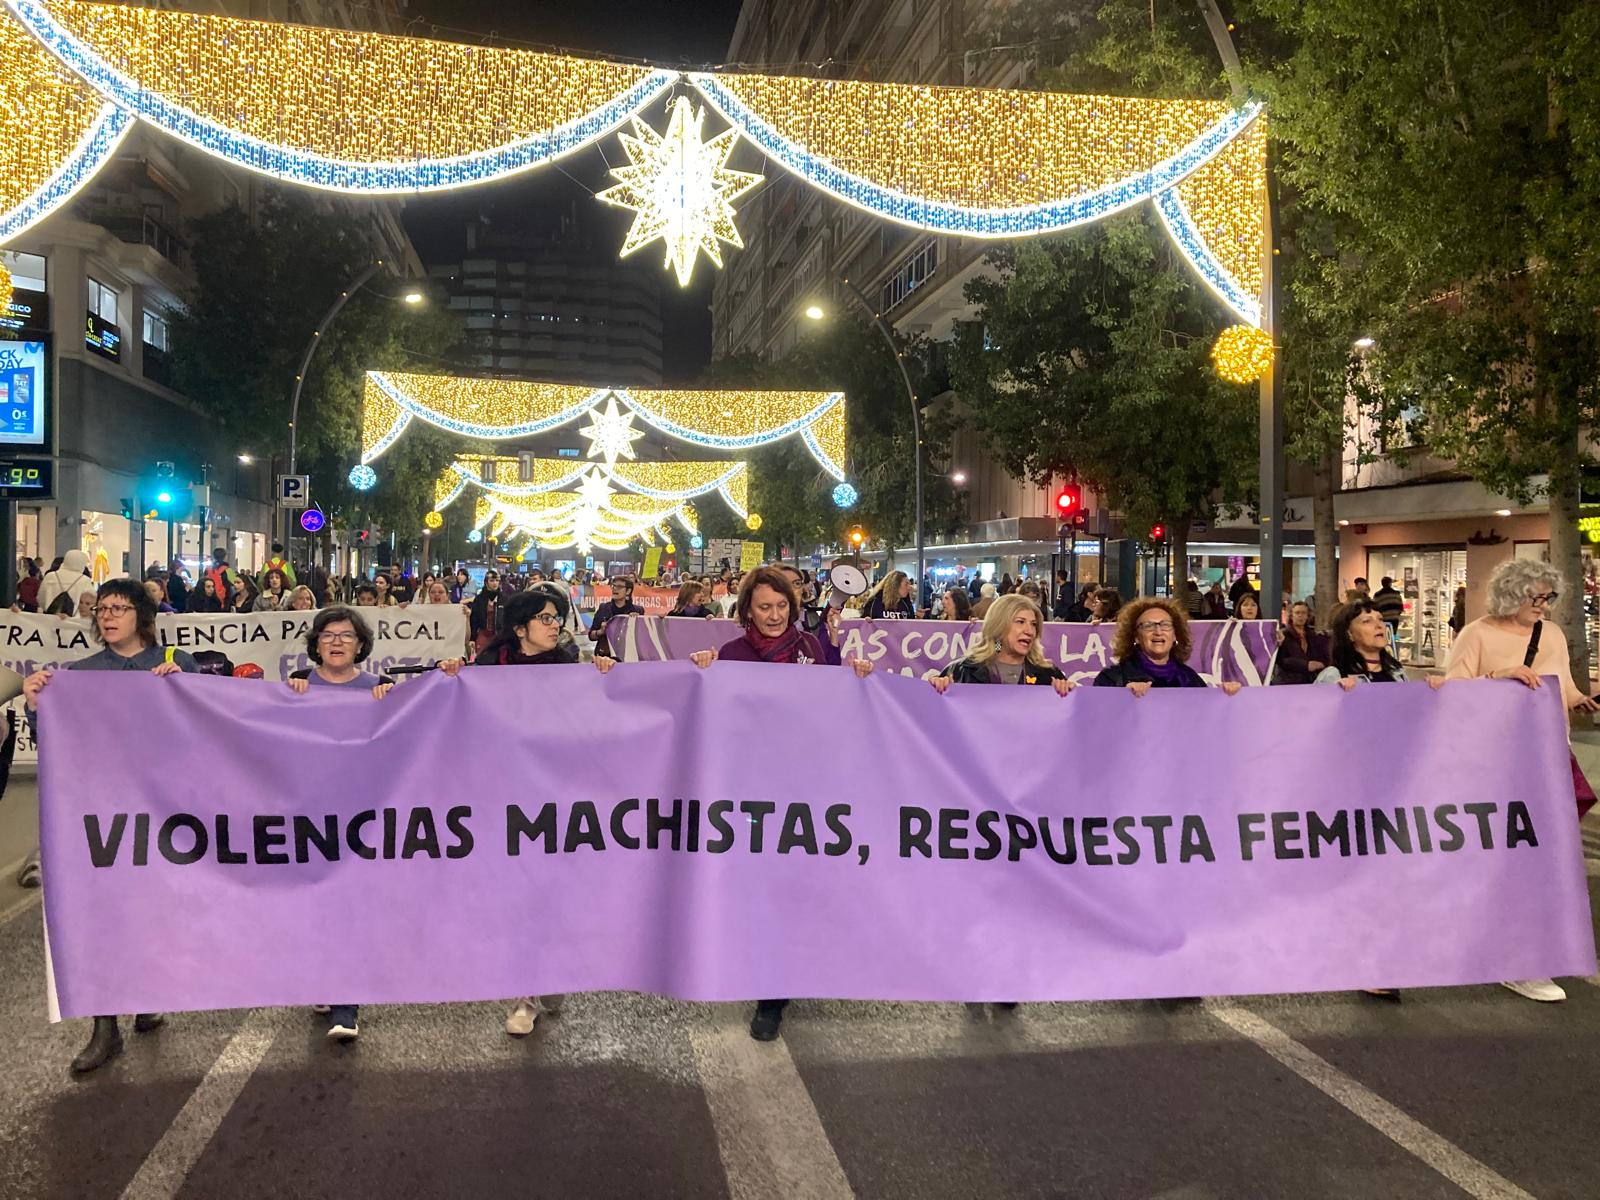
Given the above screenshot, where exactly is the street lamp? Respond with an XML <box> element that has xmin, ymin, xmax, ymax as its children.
<box><xmin>804</xmin><ymin>288</ymin><xmax>927</xmax><ymax>593</ymax></box>
<box><xmin>236</xmin><ymin>454</ymin><xmax>254</xmax><ymax>465</ymax></box>
<box><xmin>403</xmin><ymin>290</ymin><xmax>425</xmax><ymax>305</ymax></box>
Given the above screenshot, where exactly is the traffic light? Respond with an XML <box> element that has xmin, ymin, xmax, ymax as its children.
<box><xmin>119</xmin><ymin>497</ymin><xmax>133</xmax><ymax>519</ymax></box>
<box><xmin>354</xmin><ymin>529</ymin><xmax>373</xmax><ymax>546</ymax></box>
<box><xmin>149</xmin><ymin>483</ymin><xmax>192</xmax><ymax>521</ymax></box>
<box><xmin>847</xmin><ymin>524</ymin><xmax>866</xmax><ymax>548</ymax></box>
<box><xmin>1150</xmin><ymin>523</ymin><xmax>1166</xmax><ymax>543</ymax></box>
<box><xmin>1054</xmin><ymin>483</ymin><xmax>1083</xmax><ymax>517</ymax></box>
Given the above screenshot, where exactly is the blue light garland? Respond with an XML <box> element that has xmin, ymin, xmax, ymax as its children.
<box><xmin>369</xmin><ymin>373</ymin><xmax>611</xmax><ymax>440</ymax></box>
<box><xmin>691</xmin><ymin>72</ymin><xmax>1263</xmax><ymax>239</ymax></box>
<box><xmin>7</xmin><ymin>0</ymin><xmax>675</xmax><ymax>195</ymax></box>
<box><xmin>1152</xmin><ymin>188</ymin><xmax>1262</xmax><ymax>328</ymax></box>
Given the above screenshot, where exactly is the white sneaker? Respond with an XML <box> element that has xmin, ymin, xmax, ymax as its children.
<box><xmin>326</xmin><ymin>1022</ymin><xmax>359</xmax><ymax>1042</ymax></box>
<box><xmin>505</xmin><ymin>1000</ymin><xmax>539</xmax><ymax>1036</ymax></box>
<box><xmin>1501</xmin><ymin>978</ymin><xmax>1567</xmax><ymax>1002</ymax></box>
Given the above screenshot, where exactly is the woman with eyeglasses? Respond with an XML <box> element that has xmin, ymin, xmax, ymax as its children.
<box><xmin>1092</xmin><ymin>598</ymin><xmax>1243</xmax><ymax>697</ymax></box>
<box><xmin>588</xmin><ymin>575</ymin><xmax>645</xmax><ymax>658</ymax></box>
<box><xmin>21</xmin><ymin>579</ymin><xmax>201</xmax><ymax>1073</ymax></box>
<box><xmin>1442</xmin><ymin>557</ymin><xmax>1599</xmax><ymax>1005</ymax></box>
<box><xmin>436</xmin><ymin>584</ymin><xmax>615</xmax><ymax>1037</ymax></box>
<box><xmin>284</xmin><ymin>605</ymin><xmax>395</xmax><ymax>1043</ymax></box>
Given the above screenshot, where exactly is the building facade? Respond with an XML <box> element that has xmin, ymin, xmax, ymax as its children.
<box><xmin>0</xmin><ymin>0</ymin><xmax>423</xmax><ymax>588</ymax></box>
<box><xmin>428</xmin><ymin>215</ymin><xmax>665</xmax><ymax>388</ymax></box>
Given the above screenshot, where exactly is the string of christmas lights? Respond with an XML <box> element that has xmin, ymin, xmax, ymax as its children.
<box><xmin>432</xmin><ymin>456</ymin><xmax>749</xmax><ymax>512</ymax></box>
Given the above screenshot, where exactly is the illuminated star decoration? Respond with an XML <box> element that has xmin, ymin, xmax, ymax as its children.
<box><xmin>576</xmin><ymin>467</ymin><xmax>615</xmax><ymax>511</ymax></box>
<box><xmin>577</xmin><ymin>395</ymin><xmax>646</xmax><ymax>464</ymax></box>
<box><xmin>597</xmin><ymin>95</ymin><xmax>764</xmax><ymax>287</ymax></box>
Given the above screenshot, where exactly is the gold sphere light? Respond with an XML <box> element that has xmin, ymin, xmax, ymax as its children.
<box><xmin>746</xmin><ymin>513</ymin><xmax>763</xmax><ymax>531</ymax></box>
<box><xmin>424</xmin><ymin>510</ymin><xmax>444</xmax><ymax>529</ymax></box>
<box><xmin>1211</xmin><ymin>324</ymin><xmax>1275</xmax><ymax>383</ymax></box>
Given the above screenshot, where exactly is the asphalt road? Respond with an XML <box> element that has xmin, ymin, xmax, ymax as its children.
<box><xmin>4</xmin><ymin>776</ymin><xmax>1600</xmax><ymax>1199</ymax></box>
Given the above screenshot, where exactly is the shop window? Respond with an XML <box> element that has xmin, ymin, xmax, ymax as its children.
<box><xmin>87</xmin><ymin>276</ymin><xmax>118</xmax><ymax>323</ymax></box>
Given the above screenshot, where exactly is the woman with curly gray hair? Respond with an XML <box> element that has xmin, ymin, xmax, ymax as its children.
<box><xmin>1443</xmin><ymin>556</ymin><xmax>1598</xmax><ymax>1004</ymax></box>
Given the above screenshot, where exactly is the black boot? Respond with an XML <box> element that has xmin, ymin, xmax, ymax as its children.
<box><xmin>749</xmin><ymin>999</ymin><xmax>788</xmax><ymax>1041</ymax></box>
<box><xmin>133</xmin><ymin>1013</ymin><xmax>165</xmax><ymax>1033</ymax></box>
<box><xmin>71</xmin><ymin>1016</ymin><xmax>122</xmax><ymax>1073</ymax></box>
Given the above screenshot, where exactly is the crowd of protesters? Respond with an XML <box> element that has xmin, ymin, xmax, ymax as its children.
<box><xmin>6</xmin><ymin>543</ymin><xmax>1594</xmax><ymax>1069</ymax></box>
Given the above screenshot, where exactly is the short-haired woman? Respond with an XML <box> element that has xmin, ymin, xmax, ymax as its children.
<box><xmin>931</xmin><ymin>594</ymin><xmax>1074</xmax><ymax>696</ymax></box>
<box><xmin>1443</xmin><ymin>558</ymin><xmax>1598</xmax><ymax>1004</ymax></box>
<box><xmin>1273</xmin><ymin>601</ymin><xmax>1329</xmax><ymax>685</ymax></box>
<box><xmin>667</xmin><ymin>580</ymin><xmax>713</xmax><ymax>617</ymax></box>
<box><xmin>1231</xmin><ymin>590</ymin><xmax>1261</xmax><ymax>622</ymax></box>
<box><xmin>688</xmin><ymin>565</ymin><xmax>873</xmax><ymax>1041</ymax></box>
<box><xmin>22</xmin><ymin>579</ymin><xmax>201</xmax><ymax>1072</ymax></box>
<box><xmin>589</xmin><ymin>576</ymin><xmax>644</xmax><ymax>657</ymax></box>
<box><xmin>971</xmin><ymin>582</ymin><xmax>999</xmax><ymax>619</ymax></box>
<box><xmin>436</xmin><ymin>583</ymin><xmax>616</xmax><ymax>1036</ymax></box>
<box><xmin>286</xmin><ymin>604</ymin><xmax>394</xmax><ymax>1042</ymax></box>
<box><xmin>1093</xmin><ymin>598</ymin><xmax>1243</xmax><ymax>697</ymax></box>
<box><xmin>286</xmin><ymin>584</ymin><xmax>317</xmax><ymax>611</ymax></box>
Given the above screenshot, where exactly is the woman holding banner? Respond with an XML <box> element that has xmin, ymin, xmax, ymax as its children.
<box><xmin>286</xmin><ymin>605</ymin><xmax>397</xmax><ymax>1042</ymax></box>
<box><xmin>688</xmin><ymin>566</ymin><xmax>875</xmax><ymax>1042</ymax></box>
<box><xmin>666</xmin><ymin>580</ymin><xmax>714</xmax><ymax>618</ymax></box>
<box><xmin>437</xmin><ymin>583</ymin><xmax>616</xmax><ymax>1036</ymax></box>
<box><xmin>929</xmin><ymin>595</ymin><xmax>1074</xmax><ymax>695</ymax></box>
<box><xmin>1093</xmin><ymin>598</ymin><xmax>1243</xmax><ymax>696</ymax></box>
<box><xmin>589</xmin><ymin>576</ymin><xmax>644</xmax><ymax>658</ymax></box>
<box><xmin>1443</xmin><ymin>557</ymin><xmax>1599</xmax><ymax>1005</ymax></box>
<box><xmin>22</xmin><ymin>578</ymin><xmax>202</xmax><ymax>1073</ymax></box>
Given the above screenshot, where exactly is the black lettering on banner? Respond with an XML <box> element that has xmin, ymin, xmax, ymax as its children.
<box><xmin>611</xmin><ymin>798</ymin><xmax>642</xmax><ymax>850</ymax></box>
<box><xmin>1237</xmin><ymin>813</ymin><xmax>1267</xmax><ymax>861</ymax></box>
<box><xmin>158</xmin><ymin>814</ymin><xmax>208</xmax><ymax>865</ymax></box>
<box><xmin>1141</xmin><ymin>815</ymin><xmax>1173</xmax><ymax>864</ymax></box>
<box><xmin>506</xmin><ymin>803</ymin><xmax>556</xmax><ymax>855</ymax></box>
<box><xmin>1434</xmin><ymin>804</ymin><xmax>1465</xmax><ymax>852</ymax></box>
<box><xmin>705</xmin><ymin>801</ymin><xmax>735</xmax><ymax>853</ymax></box>
<box><xmin>938</xmin><ymin>808</ymin><xmax>970</xmax><ymax>860</ymax></box>
<box><xmin>900</xmin><ymin>806</ymin><xmax>933</xmax><ymax>858</ymax></box>
<box><xmin>382</xmin><ymin>807</ymin><xmax>398</xmax><ymax>859</ymax></box>
<box><xmin>563</xmin><ymin>801</ymin><xmax>606</xmax><ymax>853</ymax></box>
<box><xmin>1412</xmin><ymin>805</ymin><xmax>1433</xmax><ymax>852</ymax></box>
<box><xmin>253</xmin><ymin>815</ymin><xmax>290</xmax><ymax>865</ymax></box>
<box><xmin>1353</xmin><ymin>808</ymin><xmax>1368</xmax><ymax>856</ymax></box>
<box><xmin>1306</xmin><ymin>810</ymin><xmax>1349</xmax><ymax>858</ymax></box>
<box><xmin>740</xmin><ymin>800</ymin><xmax>776</xmax><ymax>852</ymax></box>
<box><xmin>1271</xmin><ymin>811</ymin><xmax>1303</xmax><ymax>860</ymax></box>
<box><xmin>686</xmin><ymin>798</ymin><xmax>702</xmax><ymax>852</ymax></box>
<box><xmin>85</xmin><ymin>813</ymin><xmax>126</xmax><ymax>868</ymax></box>
<box><xmin>133</xmin><ymin>812</ymin><xmax>150</xmax><ymax>866</ymax></box>
<box><xmin>647</xmin><ymin>797</ymin><xmax>683</xmax><ymax>851</ymax></box>
<box><xmin>777</xmin><ymin>803</ymin><xmax>819</xmax><ymax>855</ymax></box>
<box><xmin>215</xmin><ymin>815</ymin><xmax>249</xmax><ymax>865</ymax></box>
<box><xmin>1003</xmin><ymin>813</ymin><xmax>1037</xmax><ymax>862</ymax></box>
<box><xmin>1039</xmin><ymin>817</ymin><xmax>1076</xmax><ymax>864</ymax></box>
<box><xmin>1372</xmin><ymin>808</ymin><xmax>1411</xmax><ymax>855</ymax></box>
<box><xmin>1112</xmin><ymin>816</ymin><xmax>1140</xmax><ymax>865</ymax></box>
<box><xmin>294</xmin><ymin>814</ymin><xmax>341</xmax><ymax>864</ymax></box>
<box><xmin>1179</xmin><ymin>816</ymin><xmax>1215</xmax><ymax>863</ymax></box>
<box><xmin>822</xmin><ymin>804</ymin><xmax>853</xmax><ymax>857</ymax></box>
<box><xmin>973</xmin><ymin>810</ymin><xmax>1003</xmax><ymax>861</ymax></box>
<box><xmin>348</xmin><ymin>810</ymin><xmax>379</xmax><ymax>860</ymax></box>
<box><xmin>401</xmin><ymin>808</ymin><xmax>441</xmax><ymax>860</ymax></box>
<box><xmin>445</xmin><ymin>806</ymin><xmax>474</xmax><ymax>859</ymax></box>
<box><xmin>1463</xmin><ymin>802</ymin><xmax>1497</xmax><ymax>849</ymax></box>
<box><xmin>1081</xmin><ymin>817</ymin><xmax>1112</xmax><ymax>866</ymax></box>
<box><xmin>1505</xmin><ymin>800</ymin><xmax>1538</xmax><ymax>849</ymax></box>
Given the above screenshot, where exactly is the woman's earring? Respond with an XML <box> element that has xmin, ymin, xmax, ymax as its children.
<box><xmin>994</xmin><ymin>639</ymin><xmax>1003</xmax><ymax>653</ymax></box>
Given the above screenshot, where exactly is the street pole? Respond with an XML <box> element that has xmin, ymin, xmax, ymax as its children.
<box><xmin>837</xmin><ymin>275</ymin><xmax>924</xmax><ymax>598</ymax></box>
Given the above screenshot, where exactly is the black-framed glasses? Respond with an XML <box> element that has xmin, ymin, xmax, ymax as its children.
<box><xmin>93</xmin><ymin>603</ymin><xmax>135</xmax><ymax>617</ymax></box>
<box><xmin>531</xmin><ymin>612</ymin><xmax>561</xmax><ymax>627</ymax></box>
<box><xmin>1137</xmin><ymin>619</ymin><xmax>1175</xmax><ymax>632</ymax></box>
<box><xmin>1529</xmin><ymin>592</ymin><xmax>1559</xmax><ymax>607</ymax></box>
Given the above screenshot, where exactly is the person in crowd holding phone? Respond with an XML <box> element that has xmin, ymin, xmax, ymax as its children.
<box><xmin>688</xmin><ymin>566</ymin><xmax>873</xmax><ymax>1041</ymax></box>
<box><xmin>22</xmin><ymin>579</ymin><xmax>200</xmax><ymax>1072</ymax></box>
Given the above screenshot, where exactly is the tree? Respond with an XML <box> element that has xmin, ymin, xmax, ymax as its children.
<box><xmin>950</xmin><ymin>209</ymin><xmax>1257</xmax><ymax>584</ymax></box>
<box><xmin>171</xmin><ymin>190</ymin><xmax>466</xmax><ymax>560</ymax></box>
<box><xmin>1250</xmin><ymin>0</ymin><xmax>1600</xmax><ymax>679</ymax></box>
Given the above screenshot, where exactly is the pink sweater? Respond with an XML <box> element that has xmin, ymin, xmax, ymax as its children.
<box><xmin>1443</xmin><ymin>617</ymin><xmax>1588</xmax><ymax>710</ymax></box>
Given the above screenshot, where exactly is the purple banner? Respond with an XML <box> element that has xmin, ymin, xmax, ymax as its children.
<box><xmin>39</xmin><ymin>667</ymin><xmax>1594</xmax><ymax>1019</ymax></box>
<box><xmin>609</xmin><ymin>615</ymin><xmax>1280</xmax><ymax>684</ymax></box>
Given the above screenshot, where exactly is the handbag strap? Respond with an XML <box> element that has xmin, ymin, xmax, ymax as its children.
<box><xmin>1524</xmin><ymin>620</ymin><xmax>1543</xmax><ymax>668</ymax></box>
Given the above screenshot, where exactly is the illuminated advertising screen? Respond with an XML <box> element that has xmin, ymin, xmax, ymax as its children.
<box><xmin>0</xmin><ymin>459</ymin><xmax>53</xmax><ymax>499</ymax></box>
<box><xmin>0</xmin><ymin>339</ymin><xmax>48</xmax><ymax>448</ymax></box>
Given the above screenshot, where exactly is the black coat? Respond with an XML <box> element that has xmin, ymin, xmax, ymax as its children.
<box><xmin>941</xmin><ymin>656</ymin><xmax>1067</xmax><ymax>686</ymax></box>
<box><xmin>1092</xmin><ymin>656</ymin><xmax>1207</xmax><ymax>689</ymax></box>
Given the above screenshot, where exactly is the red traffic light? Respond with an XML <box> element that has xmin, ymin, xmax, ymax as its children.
<box><xmin>1150</xmin><ymin>523</ymin><xmax>1166</xmax><ymax>542</ymax></box>
<box><xmin>1054</xmin><ymin>484</ymin><xmax>1082</xmax><ymax>515</ymax></box>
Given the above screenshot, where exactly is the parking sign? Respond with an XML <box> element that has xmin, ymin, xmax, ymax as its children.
<box><xmin>278</xmin><ymin>474</ymin><xmax>310</xmax><ymax>508</ymax></box>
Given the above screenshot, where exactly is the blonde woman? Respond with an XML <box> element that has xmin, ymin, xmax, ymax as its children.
<box><xmin>930</xmin><ymin>594</ymin><xmax>1074</xmax><ymax>694</ymax></box>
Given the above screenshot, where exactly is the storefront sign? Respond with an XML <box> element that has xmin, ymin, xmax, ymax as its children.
<box><xmin>84</xmin><ymin>312</ymin><xmax>121</xmax><ymax>362</ymax></box>
<box><xmin>1</xmin><ymin>285</ymin><xmax>49</xmax><ymax>337</ymax></box>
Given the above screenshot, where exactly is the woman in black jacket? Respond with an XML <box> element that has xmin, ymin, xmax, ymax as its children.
<box><xmin>930</xmin><ymin>594</ymin><xmax>1075</xmax><ymax>695</ymax></box>
<box><xmin>1093</xmin><ymin>598</ymin><xmax>1243</xmax><ymax>696</ymax></box>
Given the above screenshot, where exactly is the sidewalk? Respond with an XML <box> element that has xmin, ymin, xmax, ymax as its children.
<box><xmin>0</xmin><ymin>769</ymin><xmax>38</xmax><ymax>918</ymax></box>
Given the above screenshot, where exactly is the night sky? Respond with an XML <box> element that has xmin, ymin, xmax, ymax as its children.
<box><xmin>399</xmin><ymin>0</ymin><xmax>749</xmax><ymax>381</ymax></box>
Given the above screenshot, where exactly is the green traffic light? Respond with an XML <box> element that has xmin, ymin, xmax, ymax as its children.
<box><xmin>157</xmin><ymin>490</ymin><xmax>173</xmax><ymax>504</ymax></box>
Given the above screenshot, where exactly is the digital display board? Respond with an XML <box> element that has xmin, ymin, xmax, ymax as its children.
<box><xmin>0</xmin><ymin>459</ymin><xmax>52</xmax><ymax>500</ymax></box>
<box><xmin>85</xmin><ymin>312</ymin><xmax>121</xmax><ymax>362</ymax></box>
<box><xmin>0</xmin><ymin>339</ymin><xmax>48</xmax><ymax>448</ymax></box>
<box><xmin>1</xmin><ymin>286</ymin><xmax>49</xmax><ymax>337</ymax></box>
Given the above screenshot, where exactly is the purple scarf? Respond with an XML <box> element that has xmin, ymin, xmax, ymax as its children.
<box><xmin>1137</xmin><ymin>650</ymin><xmax>1186</xmax><ymax>683</ymax></box>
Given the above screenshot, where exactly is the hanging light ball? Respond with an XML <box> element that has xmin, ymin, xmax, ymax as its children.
<box><xmin>466</xmin><ymin>529</ymin><xmax>484</xmax><ymax>544</ymax></box>
<box><xmin>424</xmin><ymin>511</ymin><xmax>444</xmax><ymax>529</ymax></box>
<box><xmin>832</xmin><ymin>482</ymin><xmax>859</xmax><ymax>509</ymax></box>
<box><xmin>1211</xmin><ymin>324</ymin><xmax>1276</xmax><ymax>383</ymax></box>
<box><xmin>348</xmin><ymin>464</ymin><xmax>378</xmax><ymax>491</ymax></box>
<box><xmin>689</xmin><ymin>534</ymin><xmax>704</xmax><ymax>549</ymax></box>
<box><xmin>665</xmin><ymin>542</ymin><xmax>676</xmax><ymax>553</ymax></box>
<box><xmin>746</xmin><ymin>513</ymin><xmax>763</xmax><ymax>532</ymax></box>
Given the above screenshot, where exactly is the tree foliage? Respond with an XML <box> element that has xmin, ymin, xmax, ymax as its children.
<box><xmin>170</xmin><ymin>190</ymin><xmax>467</xmax><ymax>551</ymax></box>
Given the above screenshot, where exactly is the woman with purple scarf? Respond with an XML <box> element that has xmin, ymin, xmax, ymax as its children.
<box><xmin>1092</xmin><ymin>598</ymin><xmax>1243</xmax><ymax>697</ymax></box>
<box><xmin>690</xmin><ymin>565</ymin><xmax>874</xmax><ymax>1041</ymax></box>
